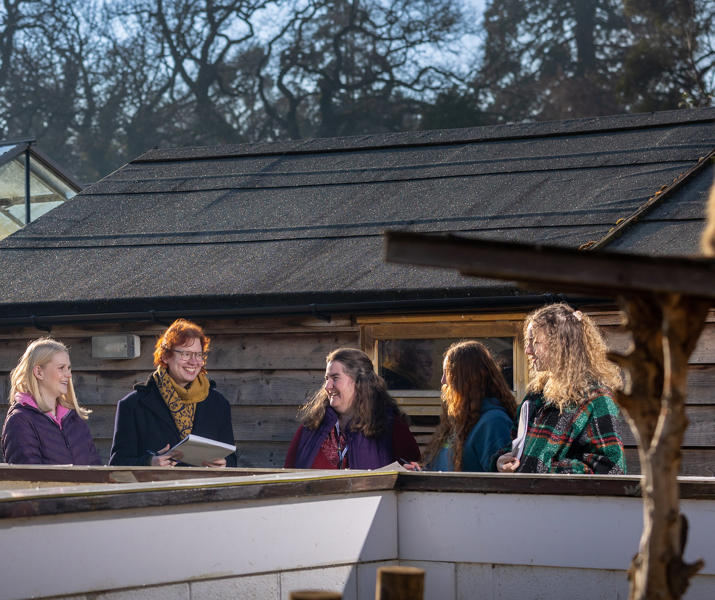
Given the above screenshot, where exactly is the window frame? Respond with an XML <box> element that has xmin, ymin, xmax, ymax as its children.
<box><xmin>359</xmin><ymin>313</ymin><xmax>529</xmax><ymax>418</ymax></box>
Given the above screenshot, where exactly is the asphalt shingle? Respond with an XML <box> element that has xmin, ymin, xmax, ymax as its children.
<box><xmin>0</xmin><ymin>107</ymin><xmax>712</xmax><ymax>319</ymax></box>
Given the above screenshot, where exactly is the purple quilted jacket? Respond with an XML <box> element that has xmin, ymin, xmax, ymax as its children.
<box><xmin>2</xmin><ymin>400</ymin><xmax>102</xmax><ymax>465</ymax></box>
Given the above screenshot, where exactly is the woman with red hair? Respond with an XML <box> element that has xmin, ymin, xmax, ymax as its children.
<box><xmin>419</xmin><ymin>340</ymin><xmax>516</xmax><ymax>471</ymax></box>
<box><xmin>109</xmin><ymin>318</ymin><xmax>236</xmax><ymax>467</ymax></box>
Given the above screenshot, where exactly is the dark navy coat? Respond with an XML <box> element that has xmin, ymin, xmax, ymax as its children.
<box><xmin>109</xmin><ymin>376</ymin><xmax>237</xmax><ymax>467</ymax></box>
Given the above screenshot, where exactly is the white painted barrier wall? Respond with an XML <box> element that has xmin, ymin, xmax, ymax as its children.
<box><xmin>0</xmin><ymin>491</ymin><xmax>396</xmax><ymax>600</ymax></box>
<box><xmin>1</xmin><ymin>474</ymin><xmax>713</xmax><ymax>600</ymax></box>
<box><xmin>397</xmin><ymin>492</ymin><xmax>715</xmax><ymax>600</ymax></box>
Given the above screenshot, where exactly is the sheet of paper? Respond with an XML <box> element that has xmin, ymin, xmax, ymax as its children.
<box><xmin>166</xmin><ymin>434</ymin><xmax>236</xmax><ymax>467</ymax></box>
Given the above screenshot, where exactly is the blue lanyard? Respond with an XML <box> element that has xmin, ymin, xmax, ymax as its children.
<box><xmin>335</xmin><ymin>423</ymin><xmax>348</xmax><ymax>469</ymax></box>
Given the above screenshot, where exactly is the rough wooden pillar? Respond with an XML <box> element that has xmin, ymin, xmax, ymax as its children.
<box><xmin>375</xmin><ymin>566</ymin><xmax>425</xmax><ymax>600</ymax></box>
<box><xmin>609</xmin><ymin>293</ymin><xmax>708</xmax><ymax>600</ymax></box>
<box><xmin>700</xmin><ymin>180</ymin><xmax>714</xmax><ymax>256</ymax></box>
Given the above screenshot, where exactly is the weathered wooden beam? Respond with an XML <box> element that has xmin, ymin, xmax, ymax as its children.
<box><xmin>384</xmin><ymin>231</ymin><xmax>715</xmax><ymax>300</ymax></box>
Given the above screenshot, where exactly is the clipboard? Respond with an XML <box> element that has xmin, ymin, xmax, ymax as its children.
<box><xmin>164</xmin><ymin>434</ymin><xmax>236</xmax><ymax>467</ymax></box>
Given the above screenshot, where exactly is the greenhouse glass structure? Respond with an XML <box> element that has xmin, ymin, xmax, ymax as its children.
<box><xmin>0</xmin><ymin>138</ymin><xmax>81</xmax><ymax>239</ymax></box>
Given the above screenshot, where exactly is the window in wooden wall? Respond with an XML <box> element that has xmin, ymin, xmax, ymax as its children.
<box><xmin>359</xmin><ymin>314</ymin><xmax>528</xmax><ymax>451</ymax></box>
<box><xmin>378</xmin><ymin>337</ymin><xmax>514</xmax><ymax>391</ymax></box>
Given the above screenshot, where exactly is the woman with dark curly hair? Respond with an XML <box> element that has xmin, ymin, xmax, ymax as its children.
<box><xmin>284</xmin><ymin>347</ymin><xmax>420</xmax><ymax>469</ymax></box>
<box><xmin>419</xmin><ymin>340</ymin><xmax>516</xmax><ymax>472</ymax></box>
<box><xmin>496</xmin><ymin>303</ymin><xmax>626</xmax><ymax>474</ymax></box>
<box><xmin>109</xmin><ymin>318</ymin><xmax>236</xmax><ymax>467</ymax></box>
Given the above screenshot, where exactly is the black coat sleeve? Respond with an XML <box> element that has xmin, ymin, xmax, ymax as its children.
<box><xmin>212</xmin><ymin>390</ymin><xmax>237</xmax><ymax>467</ymax></box>
<box><xmin>109</xmin><ymin>392</ymin><xmax>153</xmax><ymax>466</ymax></box>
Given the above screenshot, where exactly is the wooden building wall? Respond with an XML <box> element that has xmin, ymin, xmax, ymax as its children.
<box><xmin>0</xmin><ymin>310</ymin><xmax>713</xmax><ymax>475</ymax></box>
<box><xmin>596</xmin><ymin>311</ymin><xmax>715</xmax><ymax>477</ymax></box>
<box><xmin>0</xmin><ymin>316</ymin><xmax>360</xmax><ymax>467</ymax></box>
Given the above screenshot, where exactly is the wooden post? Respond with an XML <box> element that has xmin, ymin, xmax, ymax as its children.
<box><xmin>608</xmin><ymin>293</ymin><xmax>708</xmax><ymax>600</ymax></box>
<box><xmin>375</xmin><ymin>566</ymin><xmax>425</xmax><ymax>600</ymax></box>
<box><xmin>383</xmin><ymin>229</ymin><xmax>715</xmax><ymax>599</ymax></box>
<box><xmin>700</xmin><ymin>180</ymin><xmax>714</xmax><ymax>256</ymax></box>
<box><xmin>289</xmin><ymin>591</ymin><xmax>342</xmax><ymax>600</ymax></box>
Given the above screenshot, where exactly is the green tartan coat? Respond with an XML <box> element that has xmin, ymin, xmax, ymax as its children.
<box><xmin>497</xmin><ymin>387</ymin><xmax>627</xmax><ymax>474</ymax></box>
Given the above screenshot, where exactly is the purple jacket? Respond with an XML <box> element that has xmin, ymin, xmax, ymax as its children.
<box><xmin>293</xmin><ymin>406</ymin><xmax>394</xmax><ymax>469</ymax></box>
<box><xmin>1</xmin><ymin>401</ymin><xmax>102</xmax><ymax>465</ymax></box>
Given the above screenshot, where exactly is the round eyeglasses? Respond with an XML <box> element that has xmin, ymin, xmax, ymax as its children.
<box><xmin>173</xmin><ymin>350</ymin><xmax>207</xmax><ymax>363</ymax></box>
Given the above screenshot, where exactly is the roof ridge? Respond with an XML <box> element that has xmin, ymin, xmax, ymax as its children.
<box><xmin>133</xmin><ymin>108</ymin><xmax>715</xmax><ymax>164</ymax></box>
<box><xmin>587</xmin><ymin>150</ymin><xmax>715</xmax><ymax>251</ymax></box>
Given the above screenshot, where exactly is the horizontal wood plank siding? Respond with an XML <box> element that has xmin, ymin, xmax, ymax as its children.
<box><xmin>0</xmin><ymin>317</ymin><xmax>359</xmax><ymax>468</ymax></box>
<box><xmin>1</xmin><ymin>311</ymin><xmax>713</xmax><ymax>475</ymax></box>
<box><xmin>599</xmin><ymin>316</ymin><xmax>715</xmax><ymax>475</ymax></box>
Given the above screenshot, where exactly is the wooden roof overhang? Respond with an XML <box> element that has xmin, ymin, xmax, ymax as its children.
<box><xmin>383</xmin><ymin>231</ymin><xmax>715</xmax><ymax>300</ymax></box>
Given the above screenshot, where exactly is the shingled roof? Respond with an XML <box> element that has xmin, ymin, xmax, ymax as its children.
<box><xmin>0</xmin><ymin>107</ymin><xmax>713</xmax><ymax>323</ymax></box>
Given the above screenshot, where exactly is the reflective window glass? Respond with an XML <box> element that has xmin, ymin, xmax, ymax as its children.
<box><xmin>378</xmin><ymin>337</ymin><xmax>514</xmax><ymax>391</ymax></box>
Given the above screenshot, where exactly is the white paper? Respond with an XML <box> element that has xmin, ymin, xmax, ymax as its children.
<box><xmin>165</xmin><ymin>434</ymin><xmax>236</xmax><ymax>467</ymax></box>
<box><xmin>511</xmin><ymin>400</ymin><xmax>530</xmax><ymax>461</ymax></box>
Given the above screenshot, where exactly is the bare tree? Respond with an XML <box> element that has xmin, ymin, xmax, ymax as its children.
<box><xmin>620</xmin><ymin>0</ymin><xmax>714</xmax><ymax>110</ymax></box>
<box><xmin>115</xmin><ymin>0</ymin><xmax>271</xmax><ymax>146</ymax></box>
<box><xmin>0</xmin><ymin>0</ymin><xmax>44</xmax><ymax>91</ymax></box>
<box><xmin>3</xmin><ymin>0</ymin><xmax>709</xmax><ymax>181</ymax></box>
<box><xmin>255</xmin><ymin>0</ymin><xmax>471</xmax><ymax>139</ymax></box>
<box><xmin>1</xmin><ymin>1</ymin><xmax>86</xmax><ymax>159</ymax></box>
<box><xmin>479</xmin><ymin>0</ymin><xmax>629</xmax><ymax>122</ymax></box>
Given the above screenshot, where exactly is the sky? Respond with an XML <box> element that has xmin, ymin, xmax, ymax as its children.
<box><xmin>466</xmin><ymin>0</ymin><xmax>487</xmax><ymax>14</ymax></box>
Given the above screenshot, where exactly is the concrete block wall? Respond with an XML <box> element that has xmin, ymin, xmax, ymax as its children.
<box><xmin>42</xmin><ymin>563</ymin><xmax>715</xmax><ymax>600</ymax></box>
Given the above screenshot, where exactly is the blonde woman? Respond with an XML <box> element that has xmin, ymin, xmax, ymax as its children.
<box><xmin>496</xmin><ymin>303</ymin><xmax>626</xmax><ymax>474</ymax></box>
<box><xmin>2</xmin><ymin>337</ymin><xmax>101</xmax><ymax>465</ymax></box>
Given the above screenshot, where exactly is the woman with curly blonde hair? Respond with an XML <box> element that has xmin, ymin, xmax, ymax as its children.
<box><xmin>420</xmin><ymin>341</ymin><xmax>516</xmax><ymax>471</ymax></box>
<box><xmin>496</xmin><ymin>303</ymin><xmax>626</xmax><ymax>474</ymax></box>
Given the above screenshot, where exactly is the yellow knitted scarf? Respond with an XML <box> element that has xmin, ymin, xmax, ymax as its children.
<box><xmin>153</xmin><ymin>366</ymin><xmax>210</xmax><ymax>438</ymax></box>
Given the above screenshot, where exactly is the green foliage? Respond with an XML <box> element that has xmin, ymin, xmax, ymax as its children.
<box><xmin>420</xmin><ymin>88</ymin><xmax>487</xmax><ymax>130</ymax></box>
<box><xmin>478</xmin><ymin>0</ymin><xmax>714</xmax><ymax>122</ymax></box>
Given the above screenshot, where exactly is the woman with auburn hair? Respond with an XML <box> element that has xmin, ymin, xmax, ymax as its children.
<box><xmin>419</xmin><ymin>341</ymin><xmax>516</xmax><ymax>472</ymax></box>
<box><xmin>496</xmin><ymin>303</ymin><xmax>626</xmax><ymax>474</ymax></box>
<box><xmin>2</xmin><ymin>337</ymin><xmax>101</xmax><ymax>465</ymax></box>
<box><xmin>109</xmin><ymin>318</ymin><xmax>236</xmax><ymax>467</ymax></box>
<box><xmin>284</xmin><ymin>348</ymin><xmax>420</xmax><ymax>469</ymax></box>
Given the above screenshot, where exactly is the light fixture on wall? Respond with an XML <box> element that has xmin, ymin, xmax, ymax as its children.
<box><xmin>91</xmin><ymin>334</ymin><xmax>141</xmax><ymax>359</ymax></box>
